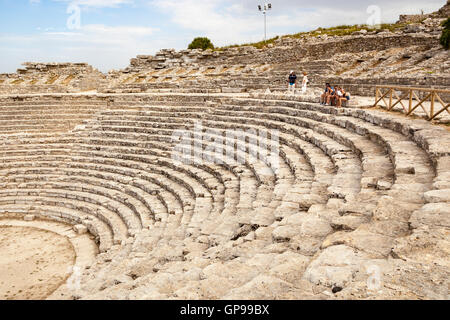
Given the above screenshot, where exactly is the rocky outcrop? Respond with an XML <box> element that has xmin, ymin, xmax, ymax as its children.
<box><xmin>0</xmin><ymin>62</ymin><xmax>106</xmax><ymax>94</ymax></box>
<box><xmin>398</xmin><ymin>0</ymin><xmax>449</xmax><ymax>23</ymax></box>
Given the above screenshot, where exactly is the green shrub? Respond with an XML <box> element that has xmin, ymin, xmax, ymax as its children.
<box><xmin>440</xmin><ymin>18</ymin><xmax>450</xmax><ymax>50</ymax></box>
<box><xmin>188</xmin><ymin>37</ymin><xmax>214</xmax><ymax>50</ymax></box>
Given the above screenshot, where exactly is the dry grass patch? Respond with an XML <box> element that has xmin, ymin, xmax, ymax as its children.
<box><xmin>45</xmin><ymin>75</ymin><xmax>59</xmax><ymax>85</ymax></box>
<box><xmin>62</xmin><ymin>75</ymin><xmax>75</xmax><ymax>85</ymax></box>
<box><xmin>11</xmin><ymin>79</ymin><xmax>24</xmax><ymax>85</ymax></box>
<box><xmin>121</xmin><ymin>76</ymin><xmax>136</xmax><ymax>84</ymax></box>
<box><xmin>336</xmin><ymin>61</ymin><xmax>361</xmax><ymax>76</ymax></box>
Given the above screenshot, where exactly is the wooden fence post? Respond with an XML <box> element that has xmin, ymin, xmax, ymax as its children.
<box><xmin>430</xmin><ymin>90</ymin><xmax>435</xmax><ymax>120</ymax></box>
<box><xmin>409</xmin><ymin>89</ymin><xmax>413</xmax><ymax>114</ymax></box>
<box><xmin>389</xmin><ymin>89</ymin><xmax>393</xmax><ymax>110</ymax></box>
<box><xmin>374</xmin><ymin>86</ymin><xmax>378</xmax><ymax>108</ymax></box>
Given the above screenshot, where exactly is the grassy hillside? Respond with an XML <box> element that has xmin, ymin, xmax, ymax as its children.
<box><xmin>216</xmin><ymin>23</ymin><xmax>408</xmax><ymax>50</ymax></box>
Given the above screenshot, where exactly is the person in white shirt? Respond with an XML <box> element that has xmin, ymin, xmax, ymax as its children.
<box><xmin>301</xmin><ymin>72</ymin><xmax>308</xmax><ymax>94</ymax></box>
<box><xmin>336</xmin><ymin>87</ymin><xmax>350</xmax><ymax>107</ymax></box>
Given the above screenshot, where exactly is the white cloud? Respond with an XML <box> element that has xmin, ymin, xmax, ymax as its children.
<box><xmin>151</xmin><ymin>0</ymin><xmax>445</xmax><ymax>46</ymax></box>
<box><xmin>53</xmin><ymin>0</ymin><xmax>134</xmax><ymax>8</ymax></box>
<box><xmin>75</xmin><ymin>0</ymin><xmax>132</xmax><ymax>6</ymax></box>
<box><xmin>0</xmin><ymin>23</ymin><xmax>160</xmax><ymax>72</ymax></box>
<box><xmin>151</xmin><ymin>0</ymin><xmax>266</xmax><ymax>45</ymax></box>
<box><xmin>38</xmin><ymin>24</ymin><xmax>158</xmax><ymax>48</ymax></box>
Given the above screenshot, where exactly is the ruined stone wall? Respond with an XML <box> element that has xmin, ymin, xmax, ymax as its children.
<box><xmin>436</xmin><ymin>0</ymin><xmax>450</xmax><ymax>17</ymax></box>
<box><xmin>0</xmin><ymin>62</ymin><xmax>106</xmax><ymax>94</ymax></box>
<box><xmin>398</xmin><ymin>0</ymin><xmax>449</xmax><ymax>23</ymax></box>
<box><xmin>398</xmin><ymin>14</ymin><xmax>427</xmax><ymax>24</ymax></box>
<box><xmin>118</xmin><ymin>33</ymin><xmax>439</xmax><ymax>73</ymax></box>
<box><xmin>104</xmin><ymin>22</ymin><xmax>447</xmax><ymax>96</ymax></box>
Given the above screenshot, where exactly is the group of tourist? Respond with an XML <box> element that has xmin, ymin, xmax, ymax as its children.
<box><xmin>287</xmin><ymin>71</ymin><xmax>308</xmax><ymax>94</ymax></box>
<box><xmin>320</xmin><ymin>83</ymin><xmax>351</xmax><ymax>107</ymax></box>
<box><xmin>287</xmin><ymin>72</ymin><xmax>350</xmax><ymax>107</ymax></box>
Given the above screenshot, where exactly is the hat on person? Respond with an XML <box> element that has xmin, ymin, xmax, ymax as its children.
<box><xmin>290</xmin><ymin>70</ymin><xmax>294</xmax><ymax>74</ymax></box>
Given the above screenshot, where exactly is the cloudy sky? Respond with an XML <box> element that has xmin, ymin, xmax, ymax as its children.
<box><xmin>0</xmin><ymin>0</ymin><xmax>445</xmax><ymax>73</ymax></box>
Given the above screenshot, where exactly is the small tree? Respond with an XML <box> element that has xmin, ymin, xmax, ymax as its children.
<box><xmin>188</xmin><ymin>37</ymin><xmax>214</xmax><ymax>50</ymax></box>
<box><xmin>440</xmin><ymin>17</ymin><xmax>450</xmax><ymax>50</ymax></box>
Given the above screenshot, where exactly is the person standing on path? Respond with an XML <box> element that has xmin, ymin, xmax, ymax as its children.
<box><xmin>301</xmin><ymin>72</ymin><xmax>308</xmax><ymax>94</ymax></box>
<box><xmin>287</xmin><ymin>71</ymin><xmax>297</xmax><ymax>94</ymax></box>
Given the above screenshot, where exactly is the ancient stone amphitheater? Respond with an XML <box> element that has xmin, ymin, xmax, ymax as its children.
<box><xmin>0</xmin><ymin>3</ymin><xmax>449</xmax><ymax>300</ymax></box>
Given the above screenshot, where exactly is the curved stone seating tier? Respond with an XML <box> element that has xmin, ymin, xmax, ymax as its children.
<box><xmin>0</xmin><ymin>156</ymin><xmax>203</xmax><ymax>239</ymax></box>
<box><xmin>73</xmin><ymin>135</ymin><xmax>254</xmax><ymax>240</ymax></box>
<box><xmin>220</xmin><ymin>98</ymin><xmax>435</xmax><ymax>186</ymax></box>
<box><xmin>89</xmin><ymin>117</ymin><xmax>308</xmax><ymax>190</ymax></box>
<box><xmin>0</xmin><ymin>138</ymin><xmax>239</xmax><ymax>242</ymax></box>
<box><xmin>209</xmin><ymin>105</ymin><xmax>433</xmax><ymax>234</ymax></box>
<box><xmin>0</xmin><ymin>115</ymin><xmax>308</xmax><ymax>242</ymax></box>
<box><xmin>0</xmin><ymin>102</ymin><xmax>104</xmax><ymax>134</ymax></box>
<box><xmin>0</xmin><ymin>133</ymin><xmax>236</xmax><ymax>203</ymax></box>
<box><xmin>0</xmin><ymin>203</ymin><xmax>112</xmax><ymax>253</ymax></box>
<box><xmin>82</xmin><ymin>129</ymin><xmax>281</xmax><ymax>237</ymax></box>
<box><xmin>0</xmin><ymin>92</ymin><xmax>448</xmax><ymax>300</ymax></box>
<box><xmin>95</xmin><ymin>112</ymin><xmax>349</xmax><ymax>206</ymax></box>
<box><xmin>1</xmin><ymin>168</ymin><xmax>156</xmax><ymax>226</ymax></box>
<box><xmin>0</xmin><ymin>192</ymin><xmax>126</xmax><ymax>246</ymax></box>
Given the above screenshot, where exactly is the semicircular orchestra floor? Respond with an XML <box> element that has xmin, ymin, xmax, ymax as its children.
<box><xmin>0</xmin><ymin>225</ymin><xmax>75</xmax><ymax>300</ymax></box>
<box><xmin>0</xmin><ymin>219</ymin><xmax>98</xmax><ymax>300</ymax></box>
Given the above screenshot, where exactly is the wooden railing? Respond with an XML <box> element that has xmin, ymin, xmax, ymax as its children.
<box><xmin>374</xmin><ymin>85</ymin><xmax>450</xmax><ymax>121</ymax></box>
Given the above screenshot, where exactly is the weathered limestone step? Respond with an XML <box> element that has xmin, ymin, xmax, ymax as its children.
<box><xmin>2</xmin><ymin>170</ymin><xmax>156</xmax><ymax>228</ymax></box>
<box><xmin>212</xmin><ymin>105</ymin><xmax>398</xmax><ymax>235</ymax></box>
<box><xmin>323</xmin><ymin>115</ymin><xmax>435</xmax><ymax>206</ymax></box>
<box><xmin>0</xmin><ymin>194</ymin><xmax>127</xmax><ymax>245</ymax></box>
<box><xmin>232</xmin><ymin>98</ymin><xmax>436</xmax><ymax>184</ymax></box>
<box><xmin>72</xmin><ymin>145</ymin><xmax>230</xmax><ymax>231</ymax></box>
<box><xmin>0</xmin><ymin>204</ymin><xmax>112</xmax><ymax>253</ymax></box>
<box><xmin>0</xmin><ymin>218</ymin><xmax>98</xmax><ymax>268</ymax></box>
<box><xmin>0</xmin><ymin>184</ymin><xmax>141</xmax><ymax>233</ymax></box>
<box><xmin>90</xmin><ymin>114</ymin><xmax>301</xmax><ymax>181</ymax></box>
<box><xmin>89</xmin><ymin>122</ymin><xmax>286</xmax><ymax>188</ymax></box>
<box><xmin>87</xmin><ymin>128</ymin><xmax>273</xmax><ymax>214</ymax></box>
<box><xmin>76</xmin><ymin>134</ymin><xmax>240</xmax><ymax>220</ymax></box>
<box><xmin>73</xmin><ymin>149</ymin><xmax>213</xmax><ymax>199</ymax></box>
<box><xmin>0</xmin><ymin>115</ymin><xmax>94</xmax><ymax>122</ymax></box>
<box><xmin>155</xmin><ymin>113</ymin><xmax>338</xmax><ymax>228</ymax></box>
<box><xmin>216</xmin><ymin>104</ymin><xmax>394</xmax><ymax>189</ymax></box>
<box><xmin>203</xmin><ymin>114</ymin><xmax>361</xmax><ymax>200</ymax></box>
<box><xmin>0</xmin><ymin>147</ymin><xmax>71</xmax><ymax>157</ymax></box>
<box><xmin>1</xmin><ymin>153</ymin><xmax>192</xmax><ymax>214</ymax></box>
<box><xmin>0</xmin><ymin>138</ymin><xmax>223</xmax><ymax>201</ymax></box>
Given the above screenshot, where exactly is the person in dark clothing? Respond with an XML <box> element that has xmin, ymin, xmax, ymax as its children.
<box><xmin>320</xmin><ymin>83</ymin><xmax>331</xmax><ymax>104</ymax></box>
<box><xmin>327</xmin><ymin>85</ymin><xmax>336</xmax><ymax>105</ymax></box>
<box><xmin>287</xmin><ymin>70</ymin><xmax>297</xmax><ymax>94</ymax></box>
